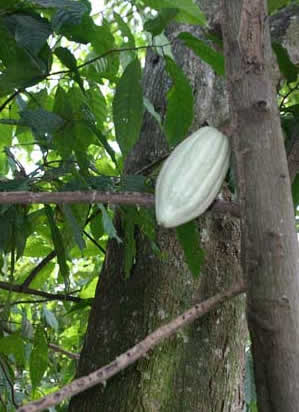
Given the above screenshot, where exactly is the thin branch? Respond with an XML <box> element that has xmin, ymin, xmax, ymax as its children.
<box><xmin>48</xmin><ymin>343</ymin><xmax>80</xmax><ymax>360</ymax></box>
<box><xmin>21</xmin><ymin>251</ymin><xmax>57</xmax><ymax>288</ymax></box>
<box><xmin>83</xmin><ymin>230</ymin><xmax>106</xmax><ymax>254</ymax></box>
<box><xmin>0</xmin><ymin>281</ymin><xmax>83</xmax><ymax>303</ymax></box>
<box><xmin>0</xmin><ymin>356</ymin><xmax>18</xmax><ymax>408</ymax></box>
<box><xmin>0</xmin><ymin>299</ymin><xmax>50</xmax><ymax>307</ymax></box>
<box><xmin>49</xmin><ymin>44</ymin><xmax>171</xmax><ymax>77</ymax></box>
<box><xmin>17</xmin><ymin>281</ymin><xmax>246</xmax><ymax>412</ymax></box>
<box><xmin>0</xmin><ymin>90</ymin><xmax>21</xmax><ymax>113</ymax></box>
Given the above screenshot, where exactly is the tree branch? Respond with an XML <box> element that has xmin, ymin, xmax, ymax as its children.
<box><xmin>17</xmin><ymin>281</ymin><xmax>246</xmax><ymax>412</ymax></box>
<box><xmin>0</xmin><ymin>191</ymin><xmax>155</xmax><ymax>206</ymax></box>
<box><xmin>0</xmin><ymin>190</ymin><xmax>240</xmax><ymax>216</ymax></box>
<box><xmin>0</xmin><ymin>89</ymin><xmax>21</xmax><ymax>114</ymax></box>
<box><xmin>48</xmin><ymin>343</ymin><xmax>80</xmax><ymax>360</ymax></box>
<box><xmin>21</xmin><ymin>251</ymin><xmax>56</xmax><ymax>288</ymax></box>
<box><xmin>0</xmin><ymin>281</ymin><xmax>83</xmax><ymax>303</ymax></box>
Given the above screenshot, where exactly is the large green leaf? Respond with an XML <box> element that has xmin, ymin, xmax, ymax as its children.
<box><xmin>53</xmin><ymin>86</ymin><xmax>94</xmax><ymax>157</ymax></box>
<box><xmin>20</xmin><ymin>108</ymin><xmax>64</xmax><ymax>141</ymax></box>
<box><xmin>113</xmin><ymin>58</ymin><xmax>143</xmax><ymax>158</ymax></box>
<box><xmin>272</xmin><ymin>42</ymin><xmax>298</xmax><ymax>83</ymax></box>
<box><xmin>54</xmin><ymin>46</ymin><xmax>77</xmax><ymax>70</ymax></box>
<box><xmin>144</xmin><ymin>8</ymin><xmax>179</xmax><ymax>36</ymax></box>
<box><xmin>0</xmin><ymin>335</ymin><xmax>25</xmax><ymax>365</ymax></box>
<box><xmin>176</xmin><ymin>221</ymin><xmax>204</xmax><ymax>278</ymax></box>
<box><xmin>143</xmin><ymin>0</ymin><xmax>206</xmax><ymax>26</ymax></box>
<box><xmin>268</xmin><ymin>0</ymin><xmax>291</xmax><ymax>14</ymax></box>
<box><xmin>3</xmin><ymin>13</ymin><xmax>52</xmax><ymax>55</ymax></box>
<box><xmin>0</xmin><ymin>21</ymin><xmax>48</xmax><ymax>94</ymax></box>
<box><xmin>98</xmin><ymin>204</ymin><xmax>121</xmax><ymax>243</ymax></box>
<box><xmin>30</xmin><ymin>327</ymin><xmax>48</xmax><ymax>391</ymax></box>
<box><xmin>50</xmin><ymin>0</ymin><xmax>90</xmax><ymax>33</ymax></box>
<box><xmin>45</xmin><ymin>205</ymin><xmax>70</xmax><ymax>288</ymax></box>
<box><xmin>114</xmin><ymin>12</ymin><xmax>135</xmax><ymax>47</ymax></box>
<box><xmin>179</xmin><ymin>32</ymin><xmax>225</xmax><ymax>76</ymax></box>
<box><xmin>164</xmin><ymin>56</ymin><xmax>193</xmax><ymax>146</ymax></box>
<box><xmin>62</xmin><ymin>204</ymin><xmax>86</xmax><ymax>251</ymax></box>
<box><xmin>86</xmin><ymin>87</ymin><xmax>107</xmax><ymax>127</ymax></box>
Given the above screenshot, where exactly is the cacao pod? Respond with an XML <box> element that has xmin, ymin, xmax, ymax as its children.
<box><xmin>155</xmin><ymin>126</ymin><xmax>230</xmax><ymax>228</ymax></box>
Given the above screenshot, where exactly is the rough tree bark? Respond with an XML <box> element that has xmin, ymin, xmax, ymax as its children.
<box><xmin>69</xmin><ymin>2</ymin><xmax>299</xmax><ymax>412</ymax></box>
<box><xmin>222</xmin><ymin>1</ymin><xmax>299</xmax><ymax>411</ymax></box>
<box><xmin>69</xmin><ymin>1</ymin><xmax>247</xmax><ymax>411</ymax></box>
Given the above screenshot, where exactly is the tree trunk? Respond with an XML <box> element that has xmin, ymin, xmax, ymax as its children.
<box><xmin>69</xmin><ymin>2</ymin><xmax>248</xmax><ymax>410</ymax></box>
<box><xmin>222</xmin><ymin>1</ymin><xmax>299</xmax><ymax>411</ymax></box>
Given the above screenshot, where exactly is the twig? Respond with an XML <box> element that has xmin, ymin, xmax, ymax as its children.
<box><xmin>0</xmin><ymin>356</ymin><xmax>18</xmax><ymax>408</ymax></box>
<box><xmin>0</xmin><ymin>299</ymin><xmax>49</xmax><ymax>308</ymax></box>
<box><xmin>0</xmin><ymin>90</ymin><xmax>21</xmax><ymax>113</ymax></box>
<box><xmin>83</xmin><ymin>230</ymin><xmax>106</xmax><ymax>254</ymax></box>
<box><xmin>48</xmin><ymin>343</ymin><xmax>80</xmax><ymax>360</ymax></box>
<box><xmin>17</xmin><ymin>281</ymin><xmax>246</xmax><ymax>412</ymax></box>
<box><xmin>21</xmin><ymin>251</ymin><xmax>57</xmax><ymax>288</ymax></box>
<box><xmin>0</xmin><ymin>281</ymin><xmax>83</xmax><ymax>303</ymax></box>
<box><xmin>49</xmin><ymin>44</ymin><xmax>171</xmax><ymax>77</ymax></box>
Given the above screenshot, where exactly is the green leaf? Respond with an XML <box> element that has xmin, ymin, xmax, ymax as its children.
<box><xmin>45</xmin><ymin>205</ymin><xmax>70</xmax><ymax>288</ymax></box>
<box><xmin>244</xmin><ymin>349</ymin><xmax>257</xmax><ymax>405</ymax></box>
<box><xmin>98</xmin><ymin>204</ymin><xmax>122</xmax><ymax>243</ymax></box>
<box><xmin>143</xmin><ymin>0</ymin><xmax>206</xmax><ymax>26</ymax></box>
<box><xmin>55</xmin><ymin>46</ymin><xmax>85</xmax><ymax>91</ymax></box>
<box><xmin>135</xmin><ymin>208</ymin><xmax>156</xmax><ymax>243</ymax></box>
<box><xmin>80</xmin><ymin>277</ymin><xmax>98</xmax><ymax>298</ymax></box>
<box><xmin>51</xmin><ymin>1</ymin><xmax>90</xmax><ymax>33</ymax></box>
<box><xmin>43</xmin><ymin>306</ymin><xmax>59</xmax><ymax>330</ymax></box>
<box><xmin>0</xmin><ymin>335</ymin><xmax>25</xmax><ymax>365</ymax></box>
<box><xmin>292</xmin><ymin>174</ymin><xmax>299</xmax><ymax>211</ymax></box>
<box><xmin>3</xmin><ymin>13</ymin><xmax>52</xmax><ymax>56</ymax></box>
<box><xmin>90</xmin><ymin>215</ymin><xmax>104</xmax><ymax>240</ymax></box>
<box><xmin>114</xmin><ymin>12</ymin><xmax>135</xmax><ymax>47</ymax></box>
<box><xmin>122</xmin><ymin>207</ymin><xmax>137</xmax><ymax>278</ymax></box>
<box><xmin>144</xmin><ymin>8</ymin><xmax>179</xmax><ymax>36</ymax></box>
<box><xmin>144</xmin><ymin>97</ymin><xmax>162</xmax><ymax>128</ymax></box>
<box><xmin>268</xmin><ymin>0</ymin><xmax>291</xmax><ymax>14</ymax></box>
<box><xmin>62</xmin><ymin>204</ymin><xmax>86</xmax><ymax>251</ymax></box>
<box><xmin>272</xmin><ymin>42</ymin><xmax>298</xmax><ymax>83</ymax></box>
<box><xmin>86</xmin><ymin>87</ymin><xmax>107</xmax><ymax>128</ymax></box>
<box><xmin>53</xmin><ymin>86</ymin><xmax>94</xmax><ymax>157</ymax></box>
<box><xmin>82</xmin><ymin>107</ymin><xmax>117</xmax><ymax>165</ymax></box>
<box><xmin>120</xmin><ymin>175</ymin><xmax>150</xmax><ymax>192</ymax></box>
<box><xmin>55</xmin><ymin>46</ymin><xmax>77</xmax><ymax>70</ymax></box>
<box><xmin>176</xmin><ymin>221</ymin><xmax>204</xmax><ymax>277</ymax></box>
<box><xmin>30</xmin><ymin>327</ymin><xmax>48</xmax><ymax>391</ymax></box>
<box><xmin>164</xmin><ymin>56</ymin><xmax>193</xmax><ymax>146</ymax></box>
<box><xmin>179</xmin><ymin>32</ymin><xmax>225</xmax><ymax>76</ymax></box>
<box><xmin>20</xmin><ymin>108</ymin><xmax>64</xmax><ymax>140</ymax></box>
<box><xmin>113</xmin><ymin>58</ymin><xmax>143</xmax><ymax>158</ymax></box>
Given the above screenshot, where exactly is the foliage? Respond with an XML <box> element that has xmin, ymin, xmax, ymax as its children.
<box><xmin>0</xmin><ymin>0</ymin><xmax>298</xmax><ymax>409</ymax></box>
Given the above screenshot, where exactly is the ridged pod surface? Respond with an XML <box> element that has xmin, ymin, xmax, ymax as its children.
<box><xmin>155</xmin><ymin>126</ymin><xmax>231</xmax><ymax>228</ymax></box>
